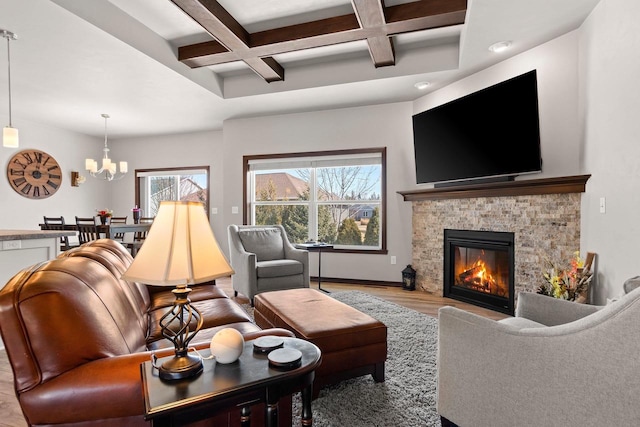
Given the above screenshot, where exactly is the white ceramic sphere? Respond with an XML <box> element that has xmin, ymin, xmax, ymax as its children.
<box><xmin>210</xmin><ymin>328</ymin><xmax>244</xmax><ymax>364</ymax></box>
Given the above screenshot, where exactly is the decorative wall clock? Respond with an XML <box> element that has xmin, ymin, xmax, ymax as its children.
<box><xmin>6</xmin><ymin>149</ymin><xmax>62</xmax><ymax>199</ymax></box>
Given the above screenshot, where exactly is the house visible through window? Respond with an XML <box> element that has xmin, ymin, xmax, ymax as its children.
<box><xmin>245</xmin><ymin>148</ymin><xmax>386</xmax><ymax>253</ymax></box>
<box><xmin>135</xmin><ymin>167</ymin><xmax>209</xmax><ymax>218</ymax></box>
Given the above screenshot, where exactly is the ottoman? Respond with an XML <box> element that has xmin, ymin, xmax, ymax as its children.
<box><xmin>254</xmin><ymin>288</ymin><xmax>387</xmax><ymax>397</ymax></box>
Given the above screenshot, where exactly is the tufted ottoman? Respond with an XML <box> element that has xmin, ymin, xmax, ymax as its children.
<box><xmin>254</xmin><ymin>288</ymin><xmax>387</xmax><ymax>397</ymax></box>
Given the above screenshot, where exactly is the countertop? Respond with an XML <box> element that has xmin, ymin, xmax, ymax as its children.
<box><xmin>0</xmin><ymin>229</ymin><xmax>76</xmax><ymax>241</ymax></box>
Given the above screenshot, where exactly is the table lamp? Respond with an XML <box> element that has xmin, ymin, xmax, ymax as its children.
<box><xmin>122</xmin><ymin>201</ymin><xmax>234</xmax><ymax>380</ymax></box>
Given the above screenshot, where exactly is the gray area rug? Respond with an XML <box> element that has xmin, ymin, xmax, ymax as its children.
<box><xmin>243</xmin><ymin>290</ymin><xmax>441</xmax><ymax>426</ymax></box>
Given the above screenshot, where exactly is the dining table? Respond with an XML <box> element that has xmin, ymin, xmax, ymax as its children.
<box><xmin>38</xmin><ymin>222</ymin><xmax>153</xmax><ymax>239</ymax></box>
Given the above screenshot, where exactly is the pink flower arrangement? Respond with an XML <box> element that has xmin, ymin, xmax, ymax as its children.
<box><xmin>96</xmin><ymin>209</ymin><xmax>113</xmax><ymax>218</ymax></box>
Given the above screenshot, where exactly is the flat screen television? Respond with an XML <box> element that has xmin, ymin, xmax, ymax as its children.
<box><xmin>412</xmin><ymin>70</ymin><xmax>542</xmax><ymax>186</ymax></box>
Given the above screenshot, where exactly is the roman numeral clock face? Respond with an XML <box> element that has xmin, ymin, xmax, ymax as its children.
<box><xmin>6</xmin><ymin>149</ymin><xmax>62</xmax><ymax>199</ymax></box>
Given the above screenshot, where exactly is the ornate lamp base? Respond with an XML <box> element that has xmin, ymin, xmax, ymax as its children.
<box><xmin>158</xmin><ymin>284</ymin><xmax>205</xmax><ymax>381</ymax></box>
<box><xmin>159</xmin><ymin>352</ymin><xmax>203</xmax><ymax>381</ymax></box>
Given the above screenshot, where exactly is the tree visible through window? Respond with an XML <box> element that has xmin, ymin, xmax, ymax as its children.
<box><xmin>246</xmin><ymin>149</ymin><xmax>385</xmax><ymax>252</ymax></box>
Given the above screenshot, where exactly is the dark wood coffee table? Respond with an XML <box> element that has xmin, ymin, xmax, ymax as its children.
<box><xmin>141</xmin><ymin>337</ymin><xmax>321</xmax><ymax>427</ymax></box>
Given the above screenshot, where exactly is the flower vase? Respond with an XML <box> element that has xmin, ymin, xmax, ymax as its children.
<box><xmin>133</xmin><ymin>210</ymin><xmax>141</xmax><ymax>224</ymax></box>
<box><xmin>100</xmin><ymin>216</ymin><xmax>109</xmax><ymax>225</ymax></box>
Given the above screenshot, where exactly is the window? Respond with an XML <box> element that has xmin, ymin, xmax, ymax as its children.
<box><xmin>244</xmin><ymin>148</ymin><xmax>386</xmax><ymax>253</ymax></box>
<box><xmin>135</xmin><ymin>167</ymin><xmax>210</xmax><ymax>218</ymax></box>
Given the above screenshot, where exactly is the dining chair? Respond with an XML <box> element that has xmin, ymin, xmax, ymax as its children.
<box><xmin>135</xmin><ymin>217</ymin><xmax>154</xmax><ymax>240</ymax></box>
<box><xmin>110</xmin><ymin>216</ymin><xmax>128</xmax><ymax>242</ymax></box>
<box><xmin>126</xmin><ymin>216</ymin><xmax>154</xmax><ymax>256</ymax></box>
<box><xmin>75</xmin><ymin>216</ymin><xmax>97</xmax><ymax>225</ymax></box>
<box><xmin>76</xmin><ymin>223</ymin><xmax>101</xmax><ymax>245</ymax></box>
<box><xmin>42</xmin><ymin>216</ymin><xmax>76</xmax><ymax>251</ymax></box>
<box><xmin>43</xmin><ymin>216</ymin><xmax>65</xmax><ymax>225</ymax></box>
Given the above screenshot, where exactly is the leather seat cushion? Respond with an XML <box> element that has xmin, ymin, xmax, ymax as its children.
<box><xmin>256</xmin><ymin>259</ymin><xmax>303</xmax><ymax>278</ymax></box>
<box><xmin>147</xmin><ymin>298</ymin><xmax>253</xmax><ymax>345</ymax></box>
<box><xmin>253</xmin><ymin>288</ymin><xmax>387</xmax><ymax>354</ymax></box>
<box><xmin>147</xmin><ymin>283</ymin><xmax>229</xmax><ymax>311</ymax></box>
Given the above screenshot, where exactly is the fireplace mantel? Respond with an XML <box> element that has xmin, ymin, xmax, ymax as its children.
<box><xmin>398</xmin><ymin>174</ymin><xmax>590</xmax><ymax>201</ymax></box>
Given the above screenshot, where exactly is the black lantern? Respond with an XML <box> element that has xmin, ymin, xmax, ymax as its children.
<box><xmin>402</xmin><ymin>265</ymin><xmax>416</xmax><ymax>291</ymax></box>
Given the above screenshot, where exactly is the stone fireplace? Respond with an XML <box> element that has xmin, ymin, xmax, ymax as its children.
<box><xmin>399</xmin><ymin>175</ymin><xmax>590</xmax><ymax>312</ymax></box>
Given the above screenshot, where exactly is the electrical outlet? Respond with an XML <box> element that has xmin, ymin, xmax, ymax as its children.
<box><xmin>231</xmin><ymin>206</ymin><xmax>239</xmax><ymax>214</ymax></box>
<box><xmin>390</xmin><ymin>256</ymin><xmax>397</xmax><ymax>265</ymax></box>
<box><xmin>211</xmin><ymin>207</ymin><xmax>218</xmax><ymax>215</ymax></box>
<box><xmin>3</xmin><ymin>240</ymin><xmax>21</xmax><ymax>250</ymax></box>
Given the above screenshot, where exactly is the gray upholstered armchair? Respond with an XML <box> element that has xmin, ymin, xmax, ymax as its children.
<box><xmin>437</xmin><ymin>287</ymin><xmax>640</xmax><ymax>427</ymax></box>
<box><xmin>227</xmin><ymin>224</ymin><xmax>309</xmax><ymax>305</ymax></box>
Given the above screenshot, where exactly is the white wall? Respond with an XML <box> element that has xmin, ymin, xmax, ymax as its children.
<box><xmin>578</xmin><ymin>0</ymin><xmax>640</xmax><ymax>302</ymax></box>
<box><xmin>222</xmin><ymin>102</ymin><xmax>415</xmax><ymax>283</ymax></box>
<box><xmin>107</xmin><ymin>130</ymin><xmax>226</xmax><ymax>246</ymax></box>
<box><xmin>0</xmin><ymin>116</ymin><xmax>105</xmax><ymax>229</ymax></box>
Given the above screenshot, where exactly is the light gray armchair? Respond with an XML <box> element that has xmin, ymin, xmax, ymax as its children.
<box><xmin>227</xmin><ymin>224</ymin><xmax>309</xmax><ymax>305</ymax></box>
<box><xmin>437</xmin><ymin>287</ymin><xmax>640</xmax><ymax>427</ymax></box>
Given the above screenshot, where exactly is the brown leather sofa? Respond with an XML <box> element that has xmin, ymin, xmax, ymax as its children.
<box><xmin>0</xmin><ymin>239</ymin><xmax>294</xmax><ymax>427</ymax></box>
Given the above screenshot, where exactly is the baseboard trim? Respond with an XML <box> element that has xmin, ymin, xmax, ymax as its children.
<box><xmin>311</xmin><ymin>276</ymin><xmax>403</xmax><ymax>288</ymax></box>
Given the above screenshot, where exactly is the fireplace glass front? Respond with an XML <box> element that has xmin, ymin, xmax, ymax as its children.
<box><xmin>444</xmin><ymin>229</ymin><xmax>515</xmax><ymax>315</ymax></box>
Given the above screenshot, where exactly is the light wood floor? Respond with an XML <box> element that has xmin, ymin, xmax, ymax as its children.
<box><xmin>0</xmin><ymin>279</ymin><xmax>507</xmax><ymax>426</ymax></box>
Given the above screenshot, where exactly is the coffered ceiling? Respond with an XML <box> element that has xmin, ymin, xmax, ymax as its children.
<box><xmin>169</xmin><ymin>0</ymin><xmax>466</xmax><ymax>82</ymax></box>
<box><xmin>1</xmin><ymin>0</ymin><xmax>601</xmax><ymax>138</ymax></box>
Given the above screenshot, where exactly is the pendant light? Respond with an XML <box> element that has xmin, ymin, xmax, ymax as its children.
<box><xmin>1</xmin><ymin>29</ymin><xmax>18</xmax><ymax>148</ymax></box>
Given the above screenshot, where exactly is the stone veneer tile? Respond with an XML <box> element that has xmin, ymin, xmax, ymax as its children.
<box><xmin>412</xmin><ymin>193</ymin><xmax>581</xmax><ymax>297</ymax></box>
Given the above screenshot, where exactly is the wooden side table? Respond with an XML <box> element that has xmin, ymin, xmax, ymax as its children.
<box><xmin>141</xmin><ymin>337</ymin><xmax>321</xmax><ymax>427</ymax></box>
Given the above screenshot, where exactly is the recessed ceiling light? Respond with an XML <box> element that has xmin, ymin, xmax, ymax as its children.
<box><xmin>488</xmin><ymin>41</ymin><xmax>512</xmax><ymax>53</ymax></box>
<box><xmin>414</xmin><ymin>81</ymin><xmax>430</xmax><ymax>90</ymax></box>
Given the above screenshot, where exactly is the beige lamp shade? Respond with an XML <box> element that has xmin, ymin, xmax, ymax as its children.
<box><xmin>122</xmin><ymin>201</ymin><xmax>234</xmax><ymax>285</ymax></box>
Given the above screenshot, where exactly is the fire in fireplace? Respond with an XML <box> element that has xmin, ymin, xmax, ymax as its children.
<box><xmin>444</xmin><ymin>229</ymin><xmax>515</xmax><ymax>315</ymax></box>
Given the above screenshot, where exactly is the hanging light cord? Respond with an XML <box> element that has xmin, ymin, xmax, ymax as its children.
<box><xmin>4</xmin><ymin>32</ymin><xmax>13</xmax><ymax>127</ymax></box>
<box><xmin>104</xmin><ymin>114</ymin><xmax>109</xmax><ymax>150</ymax></box>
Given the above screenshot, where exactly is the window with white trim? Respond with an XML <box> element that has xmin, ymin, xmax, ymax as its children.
<box><xmin>245</xmin><ymin>148</ymin><xmax>385</xmax><ymax>252</ymax></box>
<box><xmin>135</xmin><ymin>167</ymin><xmax>209</xmax><ymax>218</ymax></box>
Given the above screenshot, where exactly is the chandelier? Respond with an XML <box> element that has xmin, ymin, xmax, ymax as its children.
<box><xmin>85</xmin><ymin>114</ymin><xmax>128</xmax><ymax>181</ymax></box>
<box><xmin>2</xmin><ymin>29</ymin><xmax>18</xmax><ymax>148</ymax></box>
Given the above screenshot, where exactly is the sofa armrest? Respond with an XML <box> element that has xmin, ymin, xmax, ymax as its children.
<box><xmin>228</xmin><ymin>227</ymin><xmax>258</xmax><ymax>297</ymax></box>
<box><xmin>515</xmin><ymin>291</ymin><xmax>601</xmax><ymax>326</ymax></box>
<box><xmin>283</xmin><ymin>245</ymin><xmax>308</xmax><ymax>263</ymax></box>
<box><xmin>437</xmin><ymin>305</ymin><xmax>640</xmax><ymax>427</ymax></box>
<box><xmin>284</xmin><ymin>244</ymin><xmax>309</xmax><ymax>284</ymax></box>
<box><xmin>19</xmin><ymin>351</ymin><xmax>158</xmax><ymax>425</ymax></box>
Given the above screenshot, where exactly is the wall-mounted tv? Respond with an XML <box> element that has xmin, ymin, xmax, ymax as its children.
<box><xmin>412</xmin><ymin>70</ymin><xmax>542</xmax><ymax>186</ymax></box>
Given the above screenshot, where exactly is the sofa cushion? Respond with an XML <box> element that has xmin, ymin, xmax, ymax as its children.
<box><xmin>147</xmin><ymin>282</ymin><xmax>229</xmax><ymax>311</ymax></box>
<box><xmin>256</xmin><ymin>259</ymin><xmax>303</xmax><ymax>278</ymax></box>
<box><xmin>146</xmin><ymin>297</ymin><xmax>253</xmax><ymax>345</ymax></box>
<box><xmin>238</xmin><ymin>228</ymin><xmax>284</xmax><ymax>261</ymax></box>
<box><xmin>0</xmin><ymin>257</ymin><xmax>149</xmax><ymax>392</ymax></box>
